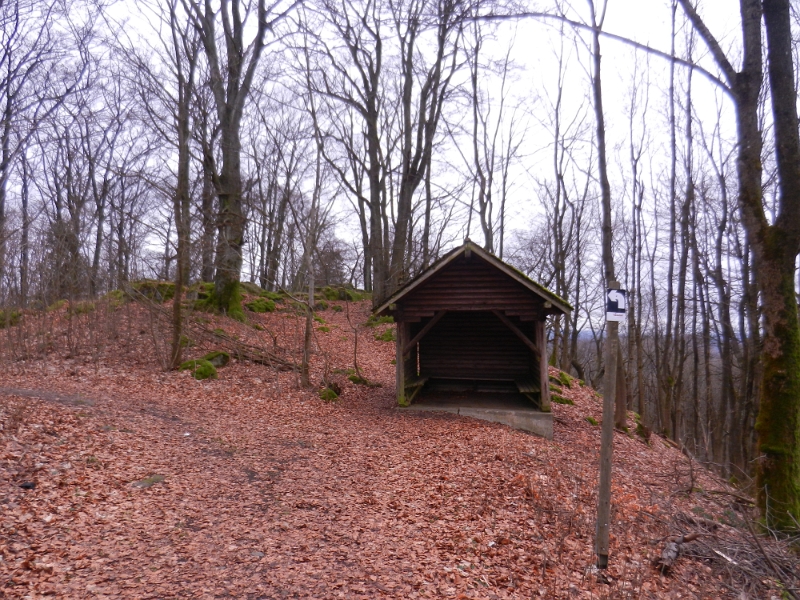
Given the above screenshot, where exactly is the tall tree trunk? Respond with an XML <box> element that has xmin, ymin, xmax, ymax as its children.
<box><xmin>753</xmin><ymin>0</ymin><xmax>800</xmax><ymax>528</ymax></box>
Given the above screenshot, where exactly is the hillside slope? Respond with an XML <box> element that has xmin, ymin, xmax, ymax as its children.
<box><xmin>0</xmin><ymin>294</ymin><xmax>795</xmax><ymax>598</ymax></box>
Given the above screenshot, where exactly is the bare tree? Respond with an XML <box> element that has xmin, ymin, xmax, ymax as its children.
<box><xmin>185</xmin><ymin>0</ymin><xmax>296</xmax><ymax>317</ymax></box>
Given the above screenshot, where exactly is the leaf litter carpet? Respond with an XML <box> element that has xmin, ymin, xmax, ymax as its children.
<box><xmin>1</xmin><ymin>301</ymin><xmax>743</xmax><ymax>598</ymax></box>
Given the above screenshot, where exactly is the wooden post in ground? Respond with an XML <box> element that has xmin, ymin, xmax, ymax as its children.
<box><xmin>395</xmin><ymin>321</ymin><xmax>408</xmax><ymax>406</ymax></box>
<box><xmin>534</xmin><ymin>320</ymin><xmax>551</xmax><ymax>412</ymax></box>
<box><xmin>596</xmin><ymin>281</ymin><xmax>619</xmax><ymax>569</ymax></box>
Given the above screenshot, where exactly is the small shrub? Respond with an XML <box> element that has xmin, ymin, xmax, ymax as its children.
<box><xmin>245</xmin><ymin>298</ymin><xmax>276</xmax><ymax>313</ymax></box>
<box><xmin>179</xmin><ymin>359</ymin><xmax>218</xmax><ymax>380</ymax></box>
<box><xmin>585</xmin><ymin>416</ymin><xmax>599</xmax><ymax>426</ymax></box>
<box><xmin>551</xmin><ymin>394</ymin><xmax>573</xmax><ymax>405</ymax></box>
<box><xmin>0</xmin><ymin>309</ymin><xmax>22</xmax><ymax>328</ymax></box>
<box><xmin>374</xmin><ymin>328</ymin><xmax>395</xmax><ymax>342</ymax></box>
<box><xmin>203</xmin><ymin>350</ymin><xmax>231</xmax><ymax>367</ymax></box>
<box><xmin>318</xmin><ymin>386</ymin><xmax>339</xmax><ymax>402</ymax></box>
<box><xmin>331</xmin><ymin>305</ymin><xmax>343</xmax><ymax>312</ymax></box>
<box><xmin>179</xmin><ymin>334</ymin><xmax>193</xmax><ymax>348</ymax></box>
<box><xmin>315</xmin><ymin>300</ymin><xmax>329</xmax><ymax>311</ymax></box>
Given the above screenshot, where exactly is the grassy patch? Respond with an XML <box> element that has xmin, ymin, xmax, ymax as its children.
<box><xmin>317</xmin><ymin>326</ymin><xmax>330</xmax><ymax>333</ymax></box>
<box><xmin>585</xmin><ymin>416</ymin><xmax>599</xmax><ymax>426</ymax></box>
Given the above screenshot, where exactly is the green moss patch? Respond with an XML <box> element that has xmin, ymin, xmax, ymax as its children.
<box><xmin>68</xmin><ymin>301</ymin><xmax>95</xmax><ymax>316</ymax></box>
<box><xmin>245</xmin><ymin>298</ymin><xmax>276</xmax><ymax>313</ymax></box>
<box><xmin>374</xmin><ymin>328</ymin><xmax>395</xmax><ymax>342</ymax></box>
<box><xmin>203</xmin><ymin>351</ymin><xmax>231</xmax><ymax>368</ymax></box>
<box><xmin>240</xmin><ymin>281</ymin><xmax>265</xmax><ymax>296</ymax></box>
<box><xmin>104</xmin><ymin>289</ymin><xmax>128</xmax><ymax>307</ymax></box>
<box><xmin>585</xmin><ymin>416</ymin><xmax>599</xmax><ymax>426</ymax></box>
<box><xmin>132</xmin><ymin>280</ymin><xmax>175</xmax><ymax>302</ymax></box>
<box><xmin>318</xmin><ymin>386</ymin><xmax>339</xmax><ymax>402</ymax></box>
<box><xmin>319</xmin><ymin>286</ymin><xmax>367</xmax><ymax>302</ymax></box>
<box><xmin>366</xmin><ymin>314</ymin><xmax>394</xmax><ymax>327</ymax></box>
<box><xmin>551</xmin><ymin>394</ymin><xmax>573</xmax><ymax>405</ymax></box>
<box><xmin>47</xmin><ymin>299</ymin><xmax>67</xmax><ymax>312</ymax></box>
<box><xmin>557</xmin><ymin>371</ymin><xmax>575</xmax><ymax>388</ymax></box>
<box><xmin>348</xmin><ymin>374</ymin><xmax>381</xmax><ymax>387</ymax></box>
<box><xmin>0</xmin><ymin>309</ymin><xmax>22</xmax><ymax>328</ymax></box>
<box><xmin>317</xmin><ymin>326</ymin><xmax>330</xmax><ymax>333</ymax></box>
<box><xmin>179</xmin><ymin>359</ymin><xmax>218</xmax><ymax>380</ymax></box>
<box><xmin>131</xmin><ymin>474</ymin><xmax>165</xmax><ymax>489</ymax></box>
<box><xmin>331</xmin><ymin>305</ymin><xmax>343</xmax><ymax>312</ymax></box>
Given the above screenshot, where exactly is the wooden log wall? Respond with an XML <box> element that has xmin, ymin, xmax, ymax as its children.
<box><xmin>396</xmin><ymin>255</ymin><xmax>545</xmax><ymax>322</ymax></box>
<box><xmin>416</xmin><ymin>311</ymin><xmax>533</xmax><ymax>380</ymax></box>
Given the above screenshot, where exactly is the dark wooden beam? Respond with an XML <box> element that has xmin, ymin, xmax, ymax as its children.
<box><xmin>492</xmin><ymin>310</ymin><xmax>537</xmax><ymax>354</ymax></box>
<box><xmin>403</xmin><ymin>310</ymin><xmax>447</xmax><ymax>354</ymax></box>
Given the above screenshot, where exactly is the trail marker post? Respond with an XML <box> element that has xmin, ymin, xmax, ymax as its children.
<box><xmin>596</xmin><ymin>280</ymin><xmax>625</xmax><ymax>568</ymax></box>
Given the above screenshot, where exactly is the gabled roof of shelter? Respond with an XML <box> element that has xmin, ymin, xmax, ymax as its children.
<box><xmin>374</xmin><ymin>239</ymin><xmax>573</xmax><ymax>316</ymax></box>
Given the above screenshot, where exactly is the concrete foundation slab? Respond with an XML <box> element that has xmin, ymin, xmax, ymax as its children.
<box><xmin>400</xmin><ymin>402</ymin><xmax>553</xmax><ymax>439</ymax></box>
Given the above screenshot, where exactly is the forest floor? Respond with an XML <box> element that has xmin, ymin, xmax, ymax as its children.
<box><xmin>0</xmin><ymin>293</ymin><xmax>797</xmax><ymax>599</ymax></box>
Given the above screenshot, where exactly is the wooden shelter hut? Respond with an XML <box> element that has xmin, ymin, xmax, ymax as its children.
<box><xmin>374</xmin><ymin>241</ymin><xmax>571</xmax><ymax>437</ymax></box>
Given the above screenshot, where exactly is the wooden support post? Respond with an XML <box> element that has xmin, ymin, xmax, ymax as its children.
<box><xmin>596</xmin><ymin>281</ymin><xmax>619</xmax><ymax>569</ymax></box>
<box><xmin>396</xmin><ymin>321</ymin><xmax>407</xmax><ymax>406</ymax></box>
<box><xmin>534</xmin><ymin>320</ymin><xmax>550</xmax><ymax>412</ymax></box>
